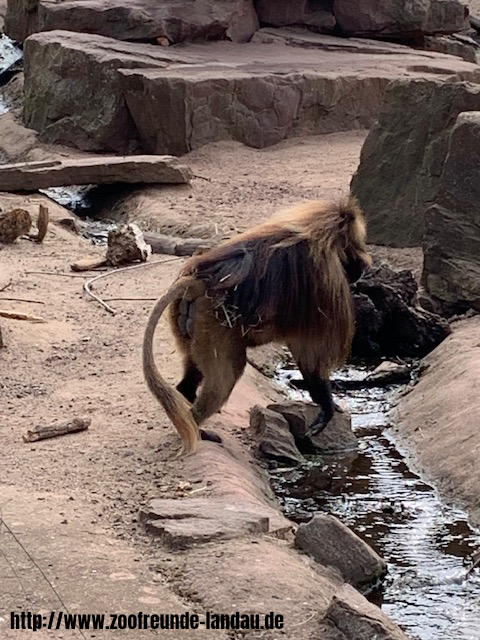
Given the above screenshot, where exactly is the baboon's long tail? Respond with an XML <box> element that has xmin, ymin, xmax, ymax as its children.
<box><xmin>143</xmin><ymin>277</ymin><xmax>200</xmax><ymax>455</ymax></box>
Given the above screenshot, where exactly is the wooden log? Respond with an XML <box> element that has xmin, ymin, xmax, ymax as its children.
<box><xmin>0</xmin><ymin>155</ymin><xmax>192</xmax><ymax>191</ymax></box>
<box><xmin>143</xmin><ymin>231</ymin><xmax>215</xmax><ymax>256</ymax></box>
<box><xmin>34</xmin><ymin>204</ymin><xmax>50</xmax><ymax>243</ymax></box>
<box><xmin>23</xmin><ymin>417</ymin><xmax>91</xmax><ymax>442</ymax></box>
<box><xmin>0</xmin><ymin>310</ymin><xmax>46</xmax><ymax>323</ymax></box>
<box><xmin>71</xmin><ymin>256</ymin><xmax>109</xmax><ymax>272</ymax></box>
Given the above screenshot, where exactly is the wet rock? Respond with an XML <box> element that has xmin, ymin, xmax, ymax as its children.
<box><xmin>140</xmin><ymin>497</ymin><xmax>269</xmax><ymax>549</ymax></box>
<box><xmin>5</xmin><ymin>0</ymin><xmax>258</xmax><ymax>44</ymax></box>
<box><xmin>295</xmin><ymin>514</ymin><xmax>387</xmax><ymax>589</ymax></box>
<box><xmin>250</xmin><ymin>405</ymin><xmax>305</xmax><ymax>465</ymax></box>
<box><xmin>422</xmin><ymin>111</ymin><xmax>480</xmax><ymax>315</ymax></box>
<box><xmin>23</xmin><ymin>30</ymin><xmax>480</xmax><ymax>155</ymax></box>
<box><xmin>352</xmin><ymin>262</ymin><xmax>451</xmax><ymax>358</ymax></box>
<box><xmin>255</xmin><ymin>0</ymin><xmax>336</xmax><ymax>32</ymax></box>
<box><xmin>365</xmin><ymin>361</ymin><xmax>412</xmax><ymax>386</ymax></box>
<box><xmin>106</xmin><ymin>223</ymin><xmax>151</xmax><ymax>267</ymax></box>
<box><xmin>334</xmin><ymin>0</ymin><xmax>466</xmax><ymax>39</ymax></box>
<box><xmin>267</xmin><ymin>401</ymin><xmax>357</xmax><ymax>454</ymax></box>
<box><xmin>351</xmin><ymin>79</ymin><xmax>480</xmax><ymax>247</ymax></box>
<box><xmin>326</xmin><ymin>584</ymin><xmax>409</xmax><ymax>639</ymax></box>
<box><xmin>0</xmin><ymin>155</ymin><xmax>192</xmax><ymax>191</ymax></box>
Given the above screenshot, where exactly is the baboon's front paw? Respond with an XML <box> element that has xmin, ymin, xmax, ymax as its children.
<box><xmin>200</xmin><ymin>429</ymin><xmax>223</xmax><ymax>444</ymax></box>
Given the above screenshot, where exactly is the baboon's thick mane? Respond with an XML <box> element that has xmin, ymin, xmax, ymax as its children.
<box><xmin>183</xmin><ymin>199</ymin><xmax>364</xmax><ymax>372</ymax></box>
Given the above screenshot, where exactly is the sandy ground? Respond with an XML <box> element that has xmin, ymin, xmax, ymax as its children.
<box><xmin>1</xmin><ymin>132</ymin><xmax>384</xmax><ymax>638</ymax></box>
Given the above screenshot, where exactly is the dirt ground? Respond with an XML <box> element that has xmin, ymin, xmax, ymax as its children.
<box><xmin>1</xmin><ymin>132</ymin><xmax>386</xmax><ymax>638</ymax></box>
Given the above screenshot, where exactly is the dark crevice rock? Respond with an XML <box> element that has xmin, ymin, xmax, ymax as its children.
<box><xmin>352</xmin><ymin>262</ymin><xmax>451</xmax><ymax>358</ymax></box>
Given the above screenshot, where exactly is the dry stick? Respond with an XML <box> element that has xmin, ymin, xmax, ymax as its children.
<box><xmin>84</xmin><ymin>257</ymin><xmax>183</xmax><ymax>315</ymax></box>
<box><xmin>102</xmin><ymin>297</ymin><xmax>158</xmax><ymax>302</ymax></box>
<box><xmin>0</xmin><ymin>297</ymin><xmax>45</xmax><ymax>305</ymax></box>
<box><xmin>0</xmin><ymin>310</ymin><xmax>46</xmax><ymax>323</ymax></box>
<box><xmin>23</xmin><ymin>417</ymin><xmax>91</xmax><ymax>443</ymax></box>
<box><xmin>25</xmin><ymin>271</ymin><xmax>100</xmax><ymax>278</ymax></box>
<box><xmin>0</xmin><ymin>279</ymin><xmax>13</xmax><ymax>292</ymax></box>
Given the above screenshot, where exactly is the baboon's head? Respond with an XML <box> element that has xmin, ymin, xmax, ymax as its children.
<box><xmin>337</xmin><ymin>199</ymin><xmax>372</xmax><ymax>283</ymax></box>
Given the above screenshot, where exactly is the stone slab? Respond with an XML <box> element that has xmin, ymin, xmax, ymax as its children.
<box><xmin>23</xmin><ymin>30</ymin><xmax>480</xmax><ymax>155</ymax></box>
<box><xmin>140</xmin><ymin>497</ymin><xmax>270</xmax><ymax>548</ymax></box>
<box><xmin>5</xmin><ymin>0</ymin><xmax>258</xmax><ymax>44</ymax></box>
<box><xmin>0</xmin><ymin>155</ymin><xmax>192</xmax><ymax>191</ymax></box>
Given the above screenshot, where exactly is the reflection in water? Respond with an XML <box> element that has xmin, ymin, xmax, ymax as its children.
<box><xmin>274</xmin><ymin>366</ymin><xmax>480</xmax><ymax>640</ymax></box>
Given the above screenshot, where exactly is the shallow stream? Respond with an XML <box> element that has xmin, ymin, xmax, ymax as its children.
<box><xmin>275</xmin><ymin>365</ymin><xmax>480</xmax><ymax>640</ymax></box>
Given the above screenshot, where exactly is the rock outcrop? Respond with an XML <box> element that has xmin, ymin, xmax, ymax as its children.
<box><xmin>22</xmin><ymin>30</ymin><xmax>480</xmax><ymax>155</ymax></box>
<box><xmin>255</xmin><ymin>0</ymin><xmax>336</xmax><ymax>32</ymax></box>
<box><xmin>422</xmin><ymin>111</ymin><xmax>480</xmax><ymax>315</ymax></box>
<box><xmin>351</xmin><ymin>263</ymin><xmax>451</xmax><ymax>358</ymax></box>
<box><xmin>334</xmin><ymin>0</ymin><xmax>466</xmax><ymax>39</ymax></box>
<box><xmin>351</xmin><ymin>79</ymin><xmax>480</xmax><ymax>246</ymax></box>
<box><xmin>5</xmin><ymin>0</ymin><xmax>258</xmax><ymax>44</ymax></box>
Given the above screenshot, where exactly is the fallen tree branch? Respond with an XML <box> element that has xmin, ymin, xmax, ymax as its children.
<box><xmin>0</xmin><ymin>310</ymin><xmax>46</xmax><ymax>323</ymax></box>
<box><xmin>0</xmin><ymin>297</ymin><xmax>45</xmax><ymax>305</ymax></box>
<box><xmin>23</xmin><ymin>417</ymin><xmax>91</xmax><ymax>442</ymax></box>
<box><xmin>26</xmin><ymin>271</ymin><xmax>97</xmax><ymax>278</ymax></box>
<box><xmin>143</xmin><ymin>231</ymin><xmax>215</xmax><ymax>256</ymax></box>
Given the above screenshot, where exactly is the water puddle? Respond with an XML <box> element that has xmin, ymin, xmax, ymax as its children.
<box><xmin>274</xmin><ymin>365</ymin><xmax>480</xmax><ymax>640</ymax></box>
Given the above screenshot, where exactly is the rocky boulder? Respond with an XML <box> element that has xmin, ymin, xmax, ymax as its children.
<box><xmin>325</xmin><ymin>584</ymin><xmax>409</xmax><ymax>640</ymax></box>
<box><xmin>352</xmin><ymin>262</ymin><xmax>451</xmax><ymax>358</ymax></box>
<box><xmin>267</xmin><ymin>401</ymin><xmax>358</xmax><ymax>454</ymax></box>
<box><xmin>422</xmin><ymin>111</ymin><xmax>480</xmax><ymax>315</ymax></box>
<box><xmin>255</xmin><ymin>0</ymin><xmax>336</xmax><ymax>32</ymax></box>
<box><xmin>250</xmin><ymin>405</ymin><xmax>306</xmax><ymax>465</ymax></box>
<box><xmin>351</xmin><ymin>79</ymin><xmax>480</xmax><ymax>246</ymax></box>
<box><xmin>334</xmin><ymin>0</ymin><xmax>466</xmax><ymax>39</ymax></box>
<box><xmin>5</xmin><ymin>0</ymin><xmax>258</xmax><ymax>44</ymax></box>
<box><xmin>295</xmin><ymin>514</ymin><xmax>387</xmax><ymax>589</ymax></box>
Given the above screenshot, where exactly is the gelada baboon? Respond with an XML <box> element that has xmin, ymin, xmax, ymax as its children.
<box><xmin>143</xmin><ymin>198</ymin><xmax>371</xmax><ymax>455</ymax></box>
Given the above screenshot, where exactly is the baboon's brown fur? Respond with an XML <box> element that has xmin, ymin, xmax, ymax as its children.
<box><xmin>143</xmin><ymin>199</ymin><xmax>372</xmax><ymax>455</ymax></box>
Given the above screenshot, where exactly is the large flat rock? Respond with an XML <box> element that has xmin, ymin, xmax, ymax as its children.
<box><xmin>5</xmin><ymin>0</ymin><xmax>258</xmax><ymax>44</ymax></box>
<box><xmin>0</xmin><ymin>155</ymin><xmax>192</xmax><ymax>191</ymax></box>
<box><xmin>23</xmin><ymin>30</ymin><xmax>480</xmax><ymax>155</ymax></box>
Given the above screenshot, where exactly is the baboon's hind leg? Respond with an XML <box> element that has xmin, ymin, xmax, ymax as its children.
<box><xmin>191</xmin><ymin>334</ymin><xmax>247</xmax><ymax>444</ymax></box>
<box><xmin>176</xmin><ymin>358</ymin><xmax>203</xmax><ymax>403</ymax></box>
